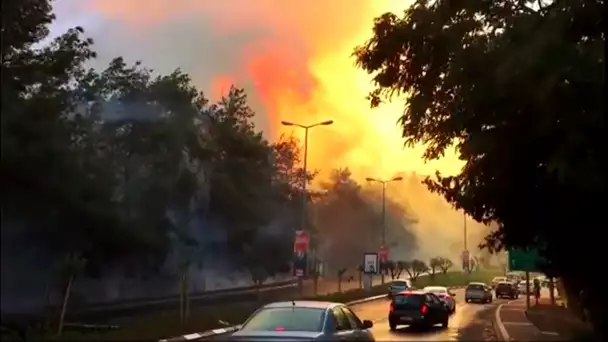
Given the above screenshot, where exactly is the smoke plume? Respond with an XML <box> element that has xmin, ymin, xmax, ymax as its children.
<box><xmin>51</xmin><ymin>0</ymin><xmax>490</xmax><ymax>263</ymax></box>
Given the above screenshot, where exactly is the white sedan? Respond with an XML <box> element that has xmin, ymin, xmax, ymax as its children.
<box><xmin>423</xmin><ymin>286</ymin><xmax>456</xmax><ymax>313</ymax></box>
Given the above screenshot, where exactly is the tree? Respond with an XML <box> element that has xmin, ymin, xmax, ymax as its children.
<box><xmin>3</xmin><ymin>0</ymin><xmax>302</xmax><ymax>304</ymax></box>
<box><xmin>429</xmin><ymin>258</ymin><xmax>441</xmax><ymax>278</ymax></box>
<box><xmin>402</xmin><ymin>259</ymin><xmax>428</xmax><ymax>282</ymax></box>
<box><xmin>315</xmin><ymin>169</ymin><xmax>381</xmax><ymax>271</ymax></box>
<box><xmin>437</xmin><ymin>258</ymin><xmax>454</xmax><ymax>275</ymax></box>
<box><xmin>354</xmin><ymin>0</ymin><xmax>604</xmax><ymax>337</ymax></box>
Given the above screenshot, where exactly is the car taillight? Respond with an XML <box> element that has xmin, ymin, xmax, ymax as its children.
<box><xmin>389</xmin><ymin>302</ymin><xmax>394</xmax><ymax>312</ymax></box>
<box><xmin>443</xmin><ymin>295</ymin><xmax>450</xmax><ymax>300</ymax></box>
<box><xmin>275</xmin><ymin>326</ymin><xmax>285</xmax><ymax>331</ymax></box>
<box><xmin>421</xmin><ymin>305</ymin><xmax>428</xmax><ymax>314</ymax></box>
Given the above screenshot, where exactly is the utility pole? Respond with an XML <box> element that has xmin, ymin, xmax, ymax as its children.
<box><xmin>381</xmin><ymin>183</ymin><xmax>386</xmax><ymax>246</ymax></box>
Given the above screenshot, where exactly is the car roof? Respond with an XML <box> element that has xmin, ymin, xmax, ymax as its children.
<box><xmin>468</xmin><ymin>282</ymin><xmax>487</xmax><ymax>286</ymax></box>
<box><xmin>423</xmin><ymin>286</ymin><xmax>448</xmax><ymax>290</ymax></box>
<box><xmin>392</xmin><ymin>279</ymin><xmax>410</xmax><ymax>283</ymax></box>
<box><xmin>497</xmin><ymin>281</ymin><xmax>513</xmax><ymax>285</ymax></box>
<box><xmin>263</xmin><ymin>300</ymin><xmax>340</xmax><ymax>309</ymax></box>
<box><xmin>396</xmin><ymin>290</ymin><xmax>427</xmax><ymax>296</ymax></box>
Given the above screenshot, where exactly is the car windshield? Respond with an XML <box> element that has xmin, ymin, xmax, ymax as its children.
<box><xmin>240</xmin><ymin>307</ymin><xmax>325</xmax><ymax>332</ymax></box>
<box><xmin>424</xmin><ymin>287</ymin><xmax>447</xmax><ymax>294</ymax></box>
<box><xmin>467</xmin><ymin>284</ymin><xmax>485</xmax><ymax>291</ymax></box>
<box><xmin>392</xmin><ymin>281</ymin><xmax>408</xmax><ymax>287</ymax></box>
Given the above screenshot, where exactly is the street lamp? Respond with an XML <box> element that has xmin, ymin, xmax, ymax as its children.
<box><xmin>366</xmin><ymin>176</ymin><xmax>403</xmax><ymax>284</ymax></box>
<box><xmin>365</xmin><ymin>176</ymin><xmax>403</xmax><ymax>246</ymax></box>
<box><xmin>282</xmin><ymin>120</ymin><xmax>333</xmax><ymax>291</ymax></box>
<box><xmin>280</xmin><ymin>120</ymin><xmax>334</xmax><ymax>233</ymax></box>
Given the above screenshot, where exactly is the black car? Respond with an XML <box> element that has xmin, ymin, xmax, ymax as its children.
<box><xmin>495</xmin><ymin>281</ymin><xmax>519</xmax><ymax>299</ymax></box>
<box><xmin>388</xmin><ymin>290</ymin><xmax>450</xmax><ymax>331</ymax></box>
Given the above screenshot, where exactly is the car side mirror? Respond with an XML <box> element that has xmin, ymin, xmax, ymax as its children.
<box><xmin>449</xmin><ymin>292</ymin><xmax>456</xmax><ymax>297</ymax></box>
<box><xmin>362</xmin><ymin>320</ymin><xmax>373</xmax><ymax>329</ymax></box>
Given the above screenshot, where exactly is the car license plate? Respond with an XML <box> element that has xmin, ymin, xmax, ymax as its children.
<box><xmin>400</xmin><ymin>317</ymin><xmax>413</xmax><ymax>322</ymax></box>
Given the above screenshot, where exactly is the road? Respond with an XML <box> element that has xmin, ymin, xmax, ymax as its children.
<box><xmin>349</xmin><ymin>289</ymin><xmax>503</xmax><ymax>341</ymax></box>
<box><xmin>208</xmin><ymin>289</ymin><xmax>510</xmax><ymax>341</ymax></box>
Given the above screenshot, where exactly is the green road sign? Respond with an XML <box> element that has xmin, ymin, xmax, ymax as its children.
<box><xmin>508</xmin><ymin>248</ymin><xmax>543</xmax><ymax>272</ymax></box>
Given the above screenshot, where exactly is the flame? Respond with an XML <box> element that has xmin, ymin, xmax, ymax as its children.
<box><xmin>82</xmin><ymin>0</ymin><xmax>463</xmax><ymax>182</ymax></box>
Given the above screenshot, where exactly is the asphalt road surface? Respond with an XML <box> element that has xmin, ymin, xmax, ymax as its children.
<box><xmin>208</xmin><ymin>289</ymin><xmax>510</xmax><ymax>341</ymax></box>
<box><xmin>350</xmin><ymin>289</ymin><xmax>503</xmax><ymax>341</ymax></box>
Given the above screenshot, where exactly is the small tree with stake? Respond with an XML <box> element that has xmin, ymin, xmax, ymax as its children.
<box><xmin>357</xmin><ymin>264</ymin><xmax>364</xmax><ymax>288</ymax></box>
<box><xmin>402</xmin><ymin>259</ymin><xmax>428</xmax><ymax>282</ymax></box>
<box><xmin>56</xmin><ymin>252</ymin><xmax>87</xmax><ymax>336</ymax></box>
<box><xmin>429</xmin><ymin>258</ymin><xmax>441</xmax><ymax>279</ymax></box>
<box><xmin>337</xmin><ymin>268</ymin><xmax>347</xmax><ymax>292</ymax></box>
<box><xmin>438</xmin><ymin>258</ymin><xmax>454</xmax><ymax>275</ymax></box>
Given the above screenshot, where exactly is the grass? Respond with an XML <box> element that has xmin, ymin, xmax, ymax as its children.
<box><xmin>22</xmin><ymin>283</ymin><xmax>390</xmax><ymax>341</ymax></box>
<box><xmin>411</xmin><ymin>270</ymin><xmax>502</xmax><ymax>288</ymax></box>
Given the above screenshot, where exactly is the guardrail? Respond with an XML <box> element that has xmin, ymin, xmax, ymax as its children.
<box><xmin>64</xmin><ymin>279</ymin><xmax>298</xmax><ymax>321</ymax></box>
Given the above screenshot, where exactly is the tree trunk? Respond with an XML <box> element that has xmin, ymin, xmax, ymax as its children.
<box><xmin>56</xmin><ymin>273</ymin><xmax>74</xmax><ymax>336</ymax></box>
<box><xmin>313</xmin><ymin>276</ymin><xmax>318</xmax><ymax>295</ymax></box>
<box><xmin>358</xmin><ymin>271</ymin><xmax>362</xmax><ymax>289</ymax></box>
<box><xmin>338</xmin><ymin>276</ymin><xmax>342</xmax><ymax>293</ymax></box>
<box><xmin>184</xmin><ymin>271</ymin><xmax>190</xmax><ymax>322</ymax></box>
<box><xmin>549</xmin><ymin>278</ymin><xmax>555</xmax><ymax>306</ymax></box>
<box><xmin>179</xmin><ymin>271</ymin><xmax>185</xmax><ymax>324</ymax></box>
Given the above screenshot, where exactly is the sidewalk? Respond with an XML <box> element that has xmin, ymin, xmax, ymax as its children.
<box><xmin>495</xmin><ymin>289</ymin><xmax>590</xmax><ymax>341</ymax></box>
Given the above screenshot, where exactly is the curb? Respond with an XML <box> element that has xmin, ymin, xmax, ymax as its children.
<box><xmin>160</xmin><ymin>286</ymin><xmax>467</xmax><ymax>341</ymax></box>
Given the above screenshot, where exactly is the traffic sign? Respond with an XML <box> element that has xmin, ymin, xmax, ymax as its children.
<box><xmin>379</xmin><ymin>245</ymin><xmax>389</xmax><ymax>263</ymax></box>
<box><xmin>508</xmin><ymin>248</ymin><xmax>543</xmax><ymax>272</ymax></box>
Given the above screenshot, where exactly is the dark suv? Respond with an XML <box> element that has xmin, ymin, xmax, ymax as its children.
<box><xmin>495</xmin><ymin>281</ymin><xmax>519</xmax><ymax>299</ymax></box>
<box><xmin>388</xmin><ymin>290</ymin><xmax>449</xmax><ymax>331</ymax></box>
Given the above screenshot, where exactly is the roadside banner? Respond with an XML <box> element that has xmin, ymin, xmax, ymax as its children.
<box><xmin>293</xmin><ymin>230</ymin><xmax>310</xmax><ymax>277</ymax></box>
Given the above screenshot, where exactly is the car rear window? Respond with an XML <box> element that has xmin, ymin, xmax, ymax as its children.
<box><xmin>467</xmin><ymin>284</ymin><xmax>485</xmax><ymax>291</ymax></box>
<box><xmin>240</xmin><ymin>307</ymin><xmax>325</xmax><ymax>332</ymax></box>
<box><xmin>392</xmin><ymin>281</ymin><xmax>409</xmax><ymax>287</ymax></box>
<box><xmin>496</xmin><ymin>283</ymin><xmax>511</xmax><ymax>290</ymax></box>
<box><xmin>392</xmin><ymin>294</ymin><xmax>424</xmax><ymax>308</ymax></box>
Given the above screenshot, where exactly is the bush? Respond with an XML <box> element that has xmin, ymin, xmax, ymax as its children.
<box><xmin>412</xmin><ymin>270</ymin><xmax>502</xmax><ymax>288</ymax></box>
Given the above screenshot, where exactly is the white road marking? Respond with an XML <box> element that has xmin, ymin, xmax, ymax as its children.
<box><xmin>540</xmin><ymin>331</ymin><xmax>560</xmax><ymax>336</ymax></box>
<box><xmin>183</xmin><ymin>333</ymin><xmax>202</xmax><ymax>340</ymax></box>
<box><xmin>502</xmin><ymin>322</ymin><xmax>534</xmax><ymax>326</ymax></box>
<box><xmin>495</xmin><ymin>304</ymin><xmax>510</xmax><ymax>341</ymax></box>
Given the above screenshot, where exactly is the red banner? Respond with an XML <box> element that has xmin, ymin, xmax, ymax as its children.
<box><xmin>294</xmin><ymin>230</ymin><xmax>310</xmax><ymax>253</ymax></box>
<box><xmin>379</xmin><ymin>245</ymin><xmax>389</xmax><ymax>263</ymax></box>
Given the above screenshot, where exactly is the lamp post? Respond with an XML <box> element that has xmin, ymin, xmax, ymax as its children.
<box><xmin>281</xmin><ymin>120</ymin><xmax>333</xmax><ymax>291</ymax></box>
<box><xmin>365</xmin><ymin>176</ymin><xmax>403</xmax><ymax>284</ymax></box>
<box><xmin>280</xmin><ymin>120</ymin><xmax>333</xmax><ymax>233</ymax></box>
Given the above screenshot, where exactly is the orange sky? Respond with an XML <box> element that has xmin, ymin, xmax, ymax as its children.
<box><xmin>80</xmin><ymin>0</ymin><xmax>464</xmax><ymax>182</ymax></box>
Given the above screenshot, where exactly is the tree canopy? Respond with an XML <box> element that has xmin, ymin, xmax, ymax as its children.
<box><xmin>1</xmin><ymin>0</ymin><xmax>307</xmax><ymax>274</ymax></box>
<box><xmin>354</xmin><ymin>0</ymin><xmax>604</xmax><ymax>336</ymax></box>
